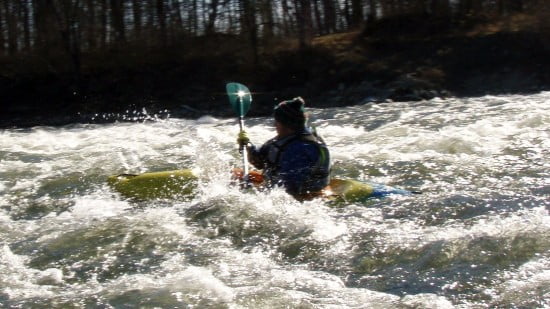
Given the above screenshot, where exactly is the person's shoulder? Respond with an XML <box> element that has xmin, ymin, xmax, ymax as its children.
<box><xmin>261</xmin><ymin>136</ymin><xmax>279</xmax><ymax>147</ymax></box>
<box><xmin>286</xmin><ymin>137</ymin><xmax>319</xmax><ymax>153</ymax></box>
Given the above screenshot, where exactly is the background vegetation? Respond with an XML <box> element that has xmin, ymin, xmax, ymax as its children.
<box><xmin>0</xmin><ymin>0</ymin><xmax>548</xmax><ymax>126</ymax></box>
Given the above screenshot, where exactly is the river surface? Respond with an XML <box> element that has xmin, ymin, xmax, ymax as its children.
<box><xmin>1</xmin><ymin>93</ymin><xmax>549</xmax><ymax>308</ymax></box>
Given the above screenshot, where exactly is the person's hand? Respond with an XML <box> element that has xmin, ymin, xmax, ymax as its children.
<box><xmin>237</xmin><ymin>131</ymin><xmax>250</xmax><ymax>147</ymax></box>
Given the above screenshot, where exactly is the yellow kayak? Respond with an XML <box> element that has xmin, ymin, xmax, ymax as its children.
<box><xmin>107</xmin><ymin>169</ymin><xmax>410</xmax><ymax>203</ymax></box>
<box><xmin>107</xmin><ymin>169</ymin><xmax>198</xmax><ymax>200</ymax></box>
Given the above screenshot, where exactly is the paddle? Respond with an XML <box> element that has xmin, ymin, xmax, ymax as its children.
<box><xmin>226</xmin><ymin>82</ymin><xmax>252</xmax><ymax>180</ymax></box>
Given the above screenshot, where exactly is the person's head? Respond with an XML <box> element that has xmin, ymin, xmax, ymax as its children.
<box><xmin>273</xmin><ymin>97</ymin><xmax>307</xmax><ymax>136</ymax></box>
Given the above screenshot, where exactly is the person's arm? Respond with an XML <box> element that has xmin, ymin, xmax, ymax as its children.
<box><xmin>238</xmin><ymin>131</ymin><xmax>266</xmax><ymax>170</ymax></box>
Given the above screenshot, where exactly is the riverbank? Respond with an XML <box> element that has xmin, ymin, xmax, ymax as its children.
<box><xmin>1</xmin><ymin>14</ymin><xmax>548</xmax><ymax>128</ymax></box>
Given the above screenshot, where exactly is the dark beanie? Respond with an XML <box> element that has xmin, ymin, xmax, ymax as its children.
<box><xmin>273</xmin><ymin>97</ymin><xmax>307</xmax><ymax>129</ymax></box>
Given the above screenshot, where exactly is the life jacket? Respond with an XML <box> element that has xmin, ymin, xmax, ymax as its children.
<box><xmin>262</xmin><ymin>130</ymin><xmax>331</xmax><ymax>191</ymax></box>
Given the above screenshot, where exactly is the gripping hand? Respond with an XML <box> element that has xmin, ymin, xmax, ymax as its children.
<box><xmin>237</xmin><ymin>131</ymin><xmax>250</xmax><ymax>147</ymax></box>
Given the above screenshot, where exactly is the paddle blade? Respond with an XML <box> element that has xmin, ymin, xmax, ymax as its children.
<box><xmin>226</xmin><ymin>82</ymin><xmax>252</xmax><ymax>116</ymax></box>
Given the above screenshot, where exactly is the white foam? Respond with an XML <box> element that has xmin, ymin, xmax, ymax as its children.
<box><xmin>196</xmin><ymin>115</ymin><xmax>220</xmax><ymax>124</ymax></box>
<box><xmin>401</xmin><ymin>293</ymin><xmax>454</xmax><ymax>309</ymax></box>
<box><xmin>0</xmin><ymin>245</ymin><xmax>58</xmax><ymax>299</ymax></box>
<box><xmin>490</xmin><ymin>257</ymin><xmax>550</xmax><ymax>307</ymax></box>
<box><xmin>58</xmin><ymin>197</ymin><xmax>130</xmax><ymax>220</ymax></box>
<box><xmin>36</xmin><ymin>268</ymin><xmax>64</xmax><ymax>286</ymax></box>
<box><xmin>96</xmin><ymin>263</ymin><xmax>235</xmax><ymax>304</ymax></box>
<box><xmin>371</xmin><ymin>206</ymin><xmax>550</xmax><ymax>262</ymax></box>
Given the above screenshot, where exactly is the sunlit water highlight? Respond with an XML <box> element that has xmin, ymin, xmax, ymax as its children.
<box><xmin>1</xmin><ymin>93</ymin><xmax>549</xmax><ymax>308</ymax></box>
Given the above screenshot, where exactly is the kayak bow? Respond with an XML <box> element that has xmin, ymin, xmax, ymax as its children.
<box><xmin>107</xmin><ymin>169</ymin><xmax>197</xmax><ymax>200</ymax></box>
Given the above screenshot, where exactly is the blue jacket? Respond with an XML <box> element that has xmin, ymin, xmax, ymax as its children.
<box><xmin>247</xmin><ymin>129</ymin><xmax>330</xmax><ymax>197</ymax></box>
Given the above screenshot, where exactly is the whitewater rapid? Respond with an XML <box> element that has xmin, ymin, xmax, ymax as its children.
<box><xmin>1</xmin><ymin>92</ymin><xmax>549</xmax><ymax>308</ymax></box>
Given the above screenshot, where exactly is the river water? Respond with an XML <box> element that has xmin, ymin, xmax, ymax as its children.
<box><xmin>1</xmin><ymin>92</ymin><xmax>549</xmax><ymax>308</ymax></box>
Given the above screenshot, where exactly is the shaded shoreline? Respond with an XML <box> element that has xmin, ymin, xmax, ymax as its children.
<box><xmin>1</xmin><ymin>26</ymin><xmax>548</xmax><ymax>128</ymax></box>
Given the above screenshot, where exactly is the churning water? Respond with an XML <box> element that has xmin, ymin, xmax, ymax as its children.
<box><xmin>1</xmin><ymin>93</ymin><xmax>549</xmax><ymax>308</ymax></box>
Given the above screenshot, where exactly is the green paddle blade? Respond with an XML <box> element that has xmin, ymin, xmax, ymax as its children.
<box><xmin>226</xmin><ymin>82</ymin><xmax>252</xmax><ymax>116</ymax></box>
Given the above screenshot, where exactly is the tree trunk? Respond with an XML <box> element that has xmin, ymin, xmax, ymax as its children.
<box><xmin>86</xmin><ymin>0</ymin><xmax>96</xmax><ymax>50</ymax></box>
<box><xmin>350</xmin><ymin>0</ymin><xmax>363</xmax><ymax>28</ymax></box>
<box><xmin>240</xmin><ymin>0</ymin><xmax>258</xmax><ymax>63</ymax></box>
<box><xmin>99</xmin><ymin>0</ymin><xmax>108</xmax><ymax>48</ymax></box>
<box><xmin>157</xmin><ymin>0</ymin><xmax>168</xmax><ymax>46</ymax></box>
<box><xmin>312</xmin><ymin>0</ymin><xmax>324</xmax><ymax>35</ymax></box>
<box><xmin>366</xmin><ymin>0</ymin><xmax>376</xmax><ymax>23</ymax></box>
<box><xmin>497</xmin><ymin>0</ymin><xmax>504</xmax><ymax>15</ymax></box>
<box><xmin>145</xmin><ymin>0</ymin><xmax>154</xmax><ymax>37</ymax></box>
<box><xmin>33</xmin><ymin>0</ymin><xmax>46</xmax><ymax>51</ymax></box>
<box><xmin>0</xmin><ymin>4</ymin><xmax>5</xmax><ymax>55</ymax></box>
<box><xmin>322</xmin><ymin>0</ymin><xmax>337</xmax><ymax>33</ymax></box>
<box><xmin>380</xmin><ymin>0</ymin><xmax>391</xmax><ymax>18</ymax></box>
<box><xmin>282</xmin><ymin>0</ymin><xmax>293</xmax><ymax>36</ymax></box>
<box><xmin>411</xmin><ymin>0</ymin><xmax>428</xmax><ymax>15</ymax></box>
<box><xmin>343</xmin><ymin>0</ymin><xmax>351</xmax><ymax>26</ymax></box>
<box><xmin>4</xmin><ymin>1</ymin><xmax>18</xmax><ymax>55</ymax></box>
<box><xmin>170</xmin><ymin>0</ymin><xmax>184</xmax><ymax>40</ymax></box>
<box><xmin>295</xmin><ymin>0</ymin><xmax>313</xmax><ymax>49</ymax></box>
<box><xmin>172</xmin><ymin>0</ymin><xmax>184</xmax><ymax>30</ymax></box>
<box><xmin>190</xmin><ymin>0</ymin><xmax>198</xmax><ymax>35</ymax></box>
<box><xmin>205</xmin><ymin>0</ymin><xmax>220</xmax><ymax>35</ymax></box>
<box><xmin>20</xmin><ymin>1</ymin><xmax>32</xmax><ymax>52</ymax></box>
<box><xmin>458</xmin><ymin>0</ymin><xmax>475</xmax><ymax>16</ymax></box>
<box><xmin>111</xmin><ymin>0</ymin><xmax>126</xmax><ymax>43</ymax></box>
<box><xmin>507</xmin><ymin>0</ymin><xmax>524</xmax><ymax>13</ymax></box>
<box><xmin>50</xmin><ymin>0</ymin><xmax>83</xmax><ymax>85</ymax></box>
<box><xmin>431</xmin><ymin>0</ymin><xmax>451</xmax><ymax>17</ymax></box>
<box><xmin>260</xmin><ymin>0</ymin><xmax>275</xmax><ymax>40</ymax></box>
<box><xmin>132</xmin><ymin>0</ymin><xmax>142</xmax><ymax>40</ymax></box>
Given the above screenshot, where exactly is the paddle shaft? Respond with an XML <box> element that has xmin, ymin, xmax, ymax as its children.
<box><xmin>238</xmin><ymin>99</ymin><xmax>249</xmax><ymax>178</ymax></box>
<box><xmin>226</xmin><ymin>82</ymin><xmax>252</xmax><ymax>183</ymax></box>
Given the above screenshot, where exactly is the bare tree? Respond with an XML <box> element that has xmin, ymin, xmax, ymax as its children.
<box><xmin>0</xmin><ymin>0</ymin><xmax>544</xmax><ymax>59</ymax></box>
<box><xmin>110</xmin><ymin>0</ymin><xmax>126</xmax><ymax>43</ymax></box>
<box><xmin>321</xmin><ymin>0</ymin><xmax>337</xmax><ymax>33</ymax></box>
<box><xmin>430</xmin><ymin>0</ymin><xmax>451</xmax><ymax>18</ymax></box>
<box><xmin>4</xmin><ymin>1</ymin><xmax>18</xmax><ymax>55</ymax></box>
<box><xmin>260</xmin><ymin>0</ymin><xmax>275</xmax><ymax>40</ymax></box>
<box><xmin>240</xmin><ymin>0</ymin><xmax>258</xmax><ymax>62</ymax></box>
<box><xmin>190</xmin><ymin>0</ymin><xmax>199</xmax><ymax>35</ymax></box>
<box><xmin>498</xmin><ymin>0</ymin><xmax>525</xmax><ymax>15</ymax></box>
<box><xmin>205</xmin><ymin>0</ymin><xmax>220</xmax><ymax>34</ymax></box>
<box><xmin>294</xmin><ymin>0</ymin><xmax>313</xmax><ymax>49</ymax></box>
<box><xmin>0</xmin><ymin>4</ymin><xmax>5</xmax><ymax>54</ymax></box>
<box><xmin>366</xmin><ymin>0</ymin><xmax>376</xmax><ymax>24</ymax></box>
<box><xmin>281</xmin><ymin>0</ymin><xmax>294</xmax><ymax>36</ymax></box>
<box><xmin>85</xmin><ymin>0</ymin><xmax>97</xmax><ymax>50</ymax></box>
<box><xmin>99</xmin><ymin>0</ymin><xmax>108</xmax><ymax>49</ymax></box>
<box><xmin>132</xmin><ymin>0</ymin><xmax>143</xmax><ymax>40</ymax></box>
<box><xmin>20</xmin><ymin>1</ymin><xmax>32</xmax><ymax>52</ymax></box>
<box><xmin>157</xmin><ymin>0</ymin><xmax>168</xmax><ymax>46</ymax></box>
<box><xmin>350</xmin><ymin>0</ymin><xmax>363</xmax><ymax>28</ymax></box>
<box><xmin>51</xmin><ymin>0</ymin><xmax>83</xmax><ymax>79</ymax></box>
<box><xmin>312</xmin><ymin>0</ymin><xmax>323</xmax><ymax>35</ymax></box>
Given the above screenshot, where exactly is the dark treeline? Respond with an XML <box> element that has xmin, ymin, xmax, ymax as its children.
<box><xmin>0</xmin><ymin>0</ymin><xmax>546</xmax><ymax>70</ymax></box>
<box><xmin>0</xmin><ymin>1</ymin><xmax>548</xmax><ymax>126</ymax></box>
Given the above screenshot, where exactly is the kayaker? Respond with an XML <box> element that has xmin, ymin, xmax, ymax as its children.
<box><xmin>237</xmin><ymin>97</ymin><xmax>331</xmax><ymax>200</ymax></box>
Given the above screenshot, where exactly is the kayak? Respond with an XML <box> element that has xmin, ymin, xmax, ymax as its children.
<box><xmin>107</xmin><ymin>169</ymin><xmax>411</xmax><ymax>203</ymax></box>
<box><xmin>107</xmin><ymin>169</ymin><xmax>198</xmax><ymax>200</ymax></box>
